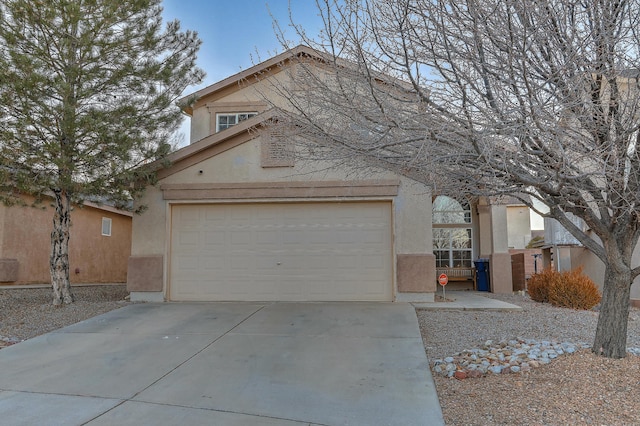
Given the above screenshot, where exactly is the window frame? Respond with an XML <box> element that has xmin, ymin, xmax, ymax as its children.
<box><xmin>432</xmin><ymin>196</ymin><xmax>473</xmax><ymax>268</ymax></box>
<box><xmin>101</xmin><ymin>217</ymin><xmax>112</xmax><ymax>237</ymax></box>
<box><xmin>216</xmin><ymin>112</ymin><xmax>258</xmax><ymax>132</ymax></box>
<box><xmin>432</xmin><ymin>196</ymin><xmax>472</xmax><ymax>224</ymax></box>
<box><xmin>433</xmin><ymin>228</ymin><xmax>473</xmax><ymax>268</ymax></box>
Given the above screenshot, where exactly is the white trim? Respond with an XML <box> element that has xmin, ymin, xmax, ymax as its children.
<box><xmin>216</xmin><ymin>112</ymin><xmax>258</xmax><ymax>132</ymax></box>
<box><xmin>101</xmin><ymin>217</ymin><xmax>112</xmax><ymax>236</ymax></box>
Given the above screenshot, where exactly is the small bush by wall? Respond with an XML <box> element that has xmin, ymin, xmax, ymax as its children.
<box><xmin>527</xmin><ymin>268</ymin><xmax>557</xmax><ymax>303</ymax></box>
<box><xmin>548</xmin><ymin>268</ymin><xmax>601</xmax><ymax>310</ymax></box>
<box><xmin>528</xmin><ymin>267</ymin><xmax>601</xmax><ymax>310</ymax></box>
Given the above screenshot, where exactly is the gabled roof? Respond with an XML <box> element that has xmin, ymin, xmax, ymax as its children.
<box><xmin>177</xmin><ymin>44</ymin><xmax>415</xmax><ymax>115</ymax></box>
<box><xmin>163</xmin><ymin>45</ymin><xmax>419</xmax><ymax>180</ymax></box>
<box><xmin>154</xmin><ymin>109</ymin><xmax>277</xmax><ymax>179</ymax></box>
<box><xmin>178</xmin><ymin>45</ymin><xmax>322</xmax><ymax>116</ymax></box>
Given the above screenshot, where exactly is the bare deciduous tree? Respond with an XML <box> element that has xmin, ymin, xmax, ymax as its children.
<box><xmin>270</xmin><ymin>0</ymin><xmax>640</xmax><ymax>358</ymax></box>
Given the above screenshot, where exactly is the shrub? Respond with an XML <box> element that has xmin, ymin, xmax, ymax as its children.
<box><xmin>548</xmin><ymin>268</ymin><xmax>601</xmax><ymax>310</ymax></box>
<box><xmin>527</xmin><ymin>267</ymin><xmax>601</xmax><ymax>310</ymax></box>
<box><xmin>527</xmin><ymin>268</ymin><xmax>558</xmax><ymax>303</ymax></box>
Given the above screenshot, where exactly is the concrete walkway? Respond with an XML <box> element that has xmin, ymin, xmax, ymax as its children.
<box><xmin>413</xmin><ymin>291</ymin><xmax>523</xmax><ymax>311</ymax></box>
<box><xmin>0</xmin><ymin>302</ymin><xmax>444</xmax><ymax>426</ymax></box>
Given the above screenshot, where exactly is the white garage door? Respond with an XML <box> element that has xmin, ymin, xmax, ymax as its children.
<box><xmin>169</xmin><ymin>202</ymin><xmax>393</xmax><ymax>301</ymax></box>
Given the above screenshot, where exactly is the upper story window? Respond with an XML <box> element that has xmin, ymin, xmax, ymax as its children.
<box><xmin>432</xmin><ymin>196</ymin><xmax>471</xmax><ymax>224</ymax></box>
<box><xmin>216</xmin><ymin>112</ymin><xmax>257</xmax><ymax>132</ymax></box>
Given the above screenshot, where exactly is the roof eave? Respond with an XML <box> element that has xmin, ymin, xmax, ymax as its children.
<box><xmin>177</xmin><ymin>45</ymin><xmax>318</xmax><ymax>115</ymax></box>
<box><xmin>149</xmin><ymin>109</ymin><xmax>277</xmax><ymax>174</ymax></box>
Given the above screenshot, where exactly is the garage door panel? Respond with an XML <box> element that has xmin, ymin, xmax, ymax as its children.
<box><xmin>170</xmin><ymin>202</ymin><xmax>392</xmax><ymax>301</ymax></box>
<box><xmin>203</xmin><ymin>231</ymin><xmax>225</xmax><ymax>249</ymax></box>
<box><xmin>307</xmin><ymin>229</ymin><xmax>330</xmax><ymax>244</ymax></box>
<box><xmin>363</xmin><ymin>229</ymin><xmax>386</xmax><ymax>244</ymax></box>
<box><xmin>202</xmin><ymin>257</ymin><xmax>225</xmax><ymax>271</ymax></box>
<box><xmin>256</xmin><ymin>230</ymin><xmax>278</xmax><ymax>245</ymax></box>
<box><xmin>176</xmin><ymin>230</ymin><xmax>200</xmax><ymax>247</ymax></box>
<box><xmin>176</xmin><ymin>207</ymin><xmax>201</xmax><ymax>224</ymax></box>
<box><xmin>174</xmin><ymin>254</ymin><xmax>199</xmax><ymax>270</ymax></box>
<box><xmin>362</xmin><ymin>252</ymin><xmax>386</xmax><ymax>265</ymax></box>
<box><xmin>230</xmin><ymin>231</ymin><xmax>251</xmax><ymax>246</ymax></box>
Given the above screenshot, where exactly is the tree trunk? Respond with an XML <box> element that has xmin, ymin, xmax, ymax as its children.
<box><xmin>592</xmin><ymin>264</ymin><xmax>631</xmax><ymax>358</ymax></box>
<box><xmin>50</xmin><ymin>190</ymin><xmax>74</xmax><ymax>305</ymax></box>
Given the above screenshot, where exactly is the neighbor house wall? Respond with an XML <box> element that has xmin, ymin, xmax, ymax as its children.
<box><xmin>541</xmin><ymin>245</ymin><xmax>640</xmax><ymax>307</ymax></box>
<box><xmin>0</xmin><ymin>198</ymin><xmax>132</xmax><ymax>284</ymax></box>
<box><xmin>508</xmin><ymin>248</ymin><xmax>543</xmax><ymax>278</ymax></box>
<box><xmin>573</xmin><ymin>244</ymin><xmax>640</xmax><ymax>308</ymax></box>
<box><xmin>507</xmin><ymin>205</ymin><xmax>532</xmax><ymax>249</ymax></box>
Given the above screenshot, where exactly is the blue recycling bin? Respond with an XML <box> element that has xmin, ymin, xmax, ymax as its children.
<box><xmin>474</xmin><ymin>258</ymin><xmax>490</xmax><ymax>291</ymax></box>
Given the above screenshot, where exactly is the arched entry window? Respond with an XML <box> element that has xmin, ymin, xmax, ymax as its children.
<box><xmin>433</xmin><ymin>196</ymin><xmax>472</xmax><ymax>267</ymax></box>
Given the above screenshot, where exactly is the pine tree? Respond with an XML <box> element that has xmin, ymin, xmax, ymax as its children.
<box><xmin>0</xmin><ymin>0</ymin><xmax>204</xmax><ymax>304</ymax></box>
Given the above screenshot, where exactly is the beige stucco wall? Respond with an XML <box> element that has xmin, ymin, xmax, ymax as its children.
<box><xmin>567</xmin><ymin>247</ymin><xmax>605</xmax><ymax>286</ymax></box>
<box><xmin>190</xmin><ymin>70</ymin><xmax>294</xmax><ymax>144</ymax></box>
<box><xmin>190</xmin><ymin>107</ymin><xmax>210</xmax><ymax>143</ymax></box>
<box><xmin>131</xmin><ymin>186</ymin><xmax>166</xmax><ymax>257</ymax></box>
<box><xmin>490</xmin><ymin>205</ymin><xmax>514</xmax><ymax>293</ymax></box>
<box><xmin>507</xmin><ymin>205</ymin><xmax>532</xmax><ymax>249</ymax></box>
<box><xmin>567</xmin><ymin>245</ymin><xmax>640</xmax><ymax>304</ymax></box>
<box><xmin>394</xmin><ymin>179</ymin><xmax>432</xmax><ymax>254</ymax></box>
<box><xmin>490</xmin><ymin>204</ymin><xmax>509</xmax><ymax>253</ymax></box>
<box><xmin>141</xmin><ymin>57</ymin><xmax>439</xmax><ymax>301</ymax></box>
<box><xmin>130</xmin><ymin>133</ymin><xmax>435</xmax><ymax>300</ymax></box>
<box><xmin>477</xmin><ymin>201</ymin><xmax>493</xmax><ymax>257</ymax></box>
<box><xmin>1</xmin><ymin>199</ymin><xmax>132</xmax><ymax>284</ymax></box>
<box><xmin>542</xmin><ymin>242</ymin><xmax>640</xmax><ymax>305</ymax></box>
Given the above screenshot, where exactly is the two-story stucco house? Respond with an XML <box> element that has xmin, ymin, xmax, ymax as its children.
<box><xmin>126</xmin><ymin>45</ymin><xmax>514</xmax><ymax>303</ymax></box>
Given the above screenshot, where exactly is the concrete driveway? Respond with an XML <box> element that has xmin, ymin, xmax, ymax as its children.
<box><xmin>0</xmin><ymin>302</ymin><xmax>444</xmax><ymax>425</ymax></box>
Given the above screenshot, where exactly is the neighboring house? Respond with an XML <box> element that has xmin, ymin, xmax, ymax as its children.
<box><xmin>0</xmin><ymin>196</ymin><xmax>132</xmax><ymax>285</ymax></box>
<box><xmin>127</xmin><ymin>46</ymin><xmax>514</xmax><ymax>303</ymax></box>
<box><xmin>505</xmin><ymin>201</ymin><xmax>542</xmax><ymax>281</ymax></box>
<box><xmin>542</xmin><ymin>216</ymin><xmax>640</xmax><ymax>307</ymax></box>
<box><xmin>506</xmin><ymin>203</ymin><xmax>532</xmax><ymax>250</ymax></box>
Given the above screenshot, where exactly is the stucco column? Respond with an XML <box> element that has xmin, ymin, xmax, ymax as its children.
<box><xmin>488</xmin><ymin>203</ymin><xmax>513</xmax><ymax>294</ymax></box>
<box><xmin>395</xmin><ymin>180</ymin><xmax>435</xmax><ymax>302</ymax></box>
<box><xmin>477</xmin><ymin>199</ymin><xmax>513</xmax><ymax>293</ymax></box>
<box><xmin>128</xmin><ymin>187</ymin><xmax>166</xmax><ymax>302</ymax></box>
<box><xmin>476</xmin><ymin>200</ymin><xmax>493</xmax><ymax>258</ymax></box>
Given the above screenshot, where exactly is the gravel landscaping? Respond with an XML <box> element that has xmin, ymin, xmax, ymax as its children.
<box><xmin>1</xmin><ymin>286</ymin><xmax>639</xmax><ymax>425</ymax></box>
<box><xmin>417</xmin><ymin>293</ymin><xmax>640</xmax><ymax>425</ymax></box>
<box><xmin>0</xmin><ymin>285</ymin><xmax>130</xmax><ymax>345</ymax></box>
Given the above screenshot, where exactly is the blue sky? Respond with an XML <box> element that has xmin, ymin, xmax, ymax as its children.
<box><xmin>162</xmin><ymin>0</ymin><xmax>322</xmax><ymax>91</ymax></box>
